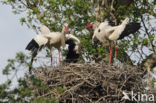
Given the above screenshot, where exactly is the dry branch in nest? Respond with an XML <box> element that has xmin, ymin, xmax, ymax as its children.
<box><xmin>29</xmin><ymin>63</ymin><xmax>146</xmax><ymax>103</ymax></box>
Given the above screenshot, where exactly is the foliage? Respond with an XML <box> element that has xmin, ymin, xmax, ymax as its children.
<box><xmin>0</xmin><ymin>75</ymin><xmax>59</xmax><ymax>102</ymax></box>
<box><xmin>0</xmin><ymin>0</ymin><xmax>156</xmax><ymax>102</ymax></box>
<box><xmin>3</xmin><ymin>52</ymin><xmax>30</xmax><ymax>75</ymax></box>
<box><xmin>1</xmin><ymin>0</ymin><xmax>155</xmax><ymax>64</ymax></box>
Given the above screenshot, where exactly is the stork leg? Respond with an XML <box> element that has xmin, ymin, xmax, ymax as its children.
<box><xmin>29</xmin><ymin>57</ymin><xmax>34</xmax><ymax>74</ymax></box>
<box><xmin>58</xmin><ymin>50</ymin><xmax>61</xmax><ymax>63</ymax></box>
<box><xmin>114</xmin><ymin>42</ymin><xmax>117</xmax><ymax>65</ymax></box>
<box><xmin>109</xmin><ymin>44</ymin><xmax>112</xmax><ymax>65</ymax></box>
<box><xmin>50</xmin><ymin>50</ymin><xmax>53</xmax><ymax>66</ymax></box>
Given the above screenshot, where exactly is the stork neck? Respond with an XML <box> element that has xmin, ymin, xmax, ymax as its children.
<box><xmin>60</xmin><ymin>26</ymin><xmax>66</xmax><ymax>48</ymax></box>
<box><xmin>61</xmin><ymin>26</ymin><xmax>66</xmax><ymax>35</ymax></box>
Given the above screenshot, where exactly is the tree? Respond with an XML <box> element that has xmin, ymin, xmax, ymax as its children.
<box><xmin>2</xmin><ymin>0</ymin><xmax>155</xmax><ymax>64</ymax></box>
<box><xmin>0</xmin><ymin>0</ymin><xmax>156</xmax><ymax>102</ymax></box>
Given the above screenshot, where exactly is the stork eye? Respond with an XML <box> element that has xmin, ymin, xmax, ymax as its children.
<box><xmin>98</xmin><ymin>29</ymin><xmax>101</xmax><ymax>32</ymax></box>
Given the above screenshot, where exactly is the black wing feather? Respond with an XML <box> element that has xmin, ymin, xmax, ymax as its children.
<box><xmin>26</xmin><ymin>39</ymin><xmax>39</xmax><ymax>50</ymax></box>
<box><xmin>65</xmin><ymin>39</ymin><xmax>79</xmax><ymax>63</ymax></box>
<box><xmin>118</xmin><ymin>22</ymin><xmax>141</xmax><ymax>40</ymax></box>
<box><xmin>25</xmin><ymin>39</ymin><xmax>39</xmax><ymax>57</ymax></box>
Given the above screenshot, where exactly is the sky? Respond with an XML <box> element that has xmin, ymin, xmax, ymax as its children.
<box><xmin>0</xmin><ymin>3</ymin><xmax>35</xmax><ymax>85</ymax></box>
<box><xmin>0</xmin><ymin>2</ymin><xmax>60</xmax><ymax>87</ymax></box>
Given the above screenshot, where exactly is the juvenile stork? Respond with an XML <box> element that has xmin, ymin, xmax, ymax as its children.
<box><xmin>65</xmin><ymin>34</ymin><xmax>81</xmax><ymax>63</ymax></box>
<box><xmin>86</xmin><ymin>18</ymin><xmax>141</xmax><ymax>65</ymax></box>
<box><xmin>26</xmin><ymin>23</ymin><xmax>68</xmax><ymax>73</ymax></box>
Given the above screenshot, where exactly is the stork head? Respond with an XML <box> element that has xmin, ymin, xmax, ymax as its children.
<box><xmin>63</xmin><ymin>23</ymin><xmax>69</xmax><ymax>34</ymax></box>
<box><xmin>64</xmin><ymin>23</ymin><xmax>68</xmax><ymax>27</ymax></box>
<box><xmin>85</xmin><ymin>21</ymin><xmax>100</xmax><ymax>30</ymax></box>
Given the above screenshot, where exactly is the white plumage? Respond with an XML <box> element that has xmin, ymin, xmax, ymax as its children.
<box><xmin>65</xmin><ymin>33</ymin><xmax>81</xmax><ymax>63</ymax></box>
<box><xmin>86</xmin><ymin>17</ymin><xmax>140</xmax><ymax>65</ymax></box>
<box><xmin>90</xmin><ymin>17</ymin><xmax>129</xmax><ymax>65</ymax></box>
<box><xmin>43</xmin><ymin>23</ymin><xmax>68</xmax><ymax>49</ymax></box>
<box><xmin>33</xmin><ymin>35</ymin><xmax>48</xmax><ymax>46</ymax></box>
<box><xmin>26</xmin><ymin>23</ymin><xmax>68</xmax><ymax>73</ymax></box>
<box><xmin>65</xmin><ymin>34</ymin><xmax>80</xmax><ymax>53</ymax></box>
<box><xmin>92</xmin><ymin>17</ymin><xmax>129</xmax><ymax>41</ymax></box>
<box><xmin>40</xmin><ymin>25</ymin><xmax>51</xmax><ymax>34</ymax></box>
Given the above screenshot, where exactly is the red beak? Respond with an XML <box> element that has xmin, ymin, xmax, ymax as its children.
<box><xmin>85</xmin><ymin>24</ymin><xmax>93</xmax><ymax>29</ymax></box>
<box><xmin>65</xmin><ymin>26</ymin><xmax>69</xmax><ymax>34</ymax></box>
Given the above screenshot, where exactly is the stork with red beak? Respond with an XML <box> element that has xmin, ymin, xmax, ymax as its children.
<box><xmin>26</xmin><ymin>23</ymin><xmax>69</xmax><ymax>73</ymax></box>
<box><xmin>86</xmin><ymin>18</ymin><xmax>141</xmax><ymax>65</ymax></box>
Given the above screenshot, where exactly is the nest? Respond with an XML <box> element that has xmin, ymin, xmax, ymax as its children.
<box><xmin>29</xmin><ymin>63</ymin><xmax>146</xmax><ymax>103</ymax></box>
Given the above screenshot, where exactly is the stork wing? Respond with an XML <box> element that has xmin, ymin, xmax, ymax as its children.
<box><xmin>44</xmin><ymin>32</ymin><xmax>66</xmax><ymax>48</ymax></box>
<box><xmin>61</xmin><ymin>37</ymin><xmax>65</xmax><ymax>48</ymax></box>
<box><xmin>26</xmin><ymin>35</ymin><xmax>48</xmax><ymax>58</ymax></box>
<box><xmin>40</xmin><ymin>25</ymin><xmax>50</xmax><ymax>35</ymax></box>
<box><xmin>34</xmin><ymin>35</ymin><xmax>48</xmax><ymax>46</ymax></box>
<box><xmin>118</xmin><ymin>22</ymin><xmax>141</xmax><ymax>40</ymax></box>
<box><xmin>44</xmin><ymin>32</ymin><xmax>61</xmax><ymax>43</ymax></box>
<box><xmin>26</xmin><ymin>39</ymin><xmax>39</xmax><ymax>51</ymax></box>
<box><xmin>65</xmin><ymin>34</ymin><xmax>80</xmax><ymax>44</ymax></box>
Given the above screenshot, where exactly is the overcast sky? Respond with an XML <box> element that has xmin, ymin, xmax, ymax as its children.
<box><xmin>0</xmin><ymin>3</ymin><xmax>35</xmax><ymax>85</ymax></box>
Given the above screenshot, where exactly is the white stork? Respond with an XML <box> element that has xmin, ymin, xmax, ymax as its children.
<box><xmin>26</xmin><ymin>23</ymin><xmax>68</xmax><ymax>73</ymax></box>
<box><xmin>86</xmin><ymin>17</ymin><xmax>141</xmax><ymax>65</ymax></box>
<box><xmin>42</xmin><ymin>23</ymin><xmax>68</xmax><ymax>63</ymax></box>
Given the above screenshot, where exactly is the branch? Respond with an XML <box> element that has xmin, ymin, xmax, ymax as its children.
<box><xmin>140</xmin><ymin>53</ymin><xmax>156</xmax><ymax>69</ymax></box>
<box><xmin>141</xmin><ymin>16</ymin><xmax>156</xmax><ymax>53</ymax></box>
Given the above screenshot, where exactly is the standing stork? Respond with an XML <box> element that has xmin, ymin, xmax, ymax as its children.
<box><xmin>42</xmin><ymin>23</ymin><xmax>68</xmax><ymax>63</ymax></box>
<box><xmin>86</xmin><ymin>17</ymin><xmax>141</xmax><ymax>65</ymax></box>
<box><xmin>65</xmin><ymin>34</ymin><xmax>81</xmax><ymax>63</ymax></box>
<box><xmin>25</xmin><ymin>23</ymin><xmax>68</xmax><ymax>73</ymax></box>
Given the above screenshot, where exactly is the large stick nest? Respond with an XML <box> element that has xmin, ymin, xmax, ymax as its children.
<box><xmin>29</xmin><ymin>63</ymin><xmax>146</xmax><ymax>103</ymax></box>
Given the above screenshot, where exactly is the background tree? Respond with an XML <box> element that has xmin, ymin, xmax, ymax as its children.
<box><xmin>1</xmin><ymin>0</ymin><xmax>156</xmax><ymax>64</ymax></box>
<box><xmin>0</xmin><ymin>0</ymin><xmax>156</xmax><ymax>102</ymax></box>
